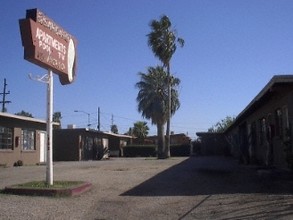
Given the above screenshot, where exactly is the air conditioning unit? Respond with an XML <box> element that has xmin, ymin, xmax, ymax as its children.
<box><xmin>67</xmin><ymin>124</ymin><xmax>76</xmax><ymax>129</ymax></box>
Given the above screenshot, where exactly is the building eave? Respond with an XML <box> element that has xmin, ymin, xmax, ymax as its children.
<box><xmin>0</xmin><ymin>112</ymin><xmax>60</xmax><ymax>126</ymax></box>
<box><xmin>225</xmin><ymin>75</ymin><xmax>293</xmax><ymax>133</ymax></box>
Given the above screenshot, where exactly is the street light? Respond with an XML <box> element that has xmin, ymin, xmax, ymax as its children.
<box><xmin>74</xmin><ymin>110</ymin><xmax>90</xmax><ymax>129</ymax></box>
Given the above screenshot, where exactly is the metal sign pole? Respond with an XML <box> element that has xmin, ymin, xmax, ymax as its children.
<box><xmin>46</xmin><ymin>69</ymin><xmax>53</xmax><ymax>186</ymax></box>
<box><xmin>29</xmin><ymin>70</ymin><xmax>54</xmax><ymax>185</ymax></box>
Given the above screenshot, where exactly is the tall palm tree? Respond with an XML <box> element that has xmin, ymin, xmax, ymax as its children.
<box><xmin>147</xmin><ymin>15</ymin><xmax>184</xmax><ymax>69</ymax></box>
<box><xmin>147</xmin><ymin>15</ymin><xmax>184</xmax><ymax>158</ymax></box>
<box><xmin>136</xmin><ymin>66</ymin><xmax>180</xmax><ymax>158</ymax></box>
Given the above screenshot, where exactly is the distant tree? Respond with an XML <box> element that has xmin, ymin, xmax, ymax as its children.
<box><xmin>53</xmin><ymin>112</ymin><xmax>62</xmax><ymax>123</ymax></box>
<box><xmin>15</xmin><ymin>110</ymin><xmax>33</xmax><ymax>118</ymax></box>
<box><xmin>133</xmin><ymin>121</ymin><xmax>149</xmax><ymax>144</ymax></box>
<box><xmin>136</xmin><ymin>66</ymin><xmax>180</xmax><ymax>158</ymax></box>
<box><xmin>111</xmin><ymin>124</ymin><xmax>118</xmax><ymax>134</ymax></box>
<box><xmin>53</xmin><ymin>112</ymin><xmax>62</xmax><ymax>128</ymax></box>
<box><xmin>208</xmin><ymin>116</ymin><xmax>235</xmax><ymax>133</ymax></box>
<box><xmin>125</xmin><ymin>127</ymin><xmax>133</xmax><ymax>136</ymax></box>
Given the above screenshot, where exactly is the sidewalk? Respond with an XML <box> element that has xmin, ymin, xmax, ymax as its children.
<box><xmin>1</xmin><ymin>156</ymin><xmax>293</xmax><ymax>219</ymax></box>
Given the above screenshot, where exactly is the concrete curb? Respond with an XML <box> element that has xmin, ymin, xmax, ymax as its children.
<box><xmin>2</xmin><ymin>181</ymin><xmax>92</xmax><ymax>197</ymax></box>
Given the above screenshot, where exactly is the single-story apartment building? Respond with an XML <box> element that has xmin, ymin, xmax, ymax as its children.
<box><xmin>53</xmin><ymin>129</ymin><xmax>132</xmax><ymax>161</ymax></box>
<box><xmin>103</xmin><ymin>131</ymin><xmax>133</xmax><ymax>157</ymax></box>
<box><xmin>0</xmin><ymin>112</ymin><xmax>59</xmax><ymax>167</ymax></box>
<box><xmin>225</xmin><ymin>75</ymin><xmax>293</xmax><ymax>169</ymax></box>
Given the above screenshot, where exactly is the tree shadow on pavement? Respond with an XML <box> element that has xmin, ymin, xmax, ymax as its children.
<box><xmin>121</xmin><ymin>156</ymin><xmax>293</xmax><ymax>197</ymax></box>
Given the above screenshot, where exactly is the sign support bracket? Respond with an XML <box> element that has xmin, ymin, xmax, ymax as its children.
<box><xmin>28</xmin><ymin>73</ymin><xmax>49</xmax><ymax>84</ymax></box>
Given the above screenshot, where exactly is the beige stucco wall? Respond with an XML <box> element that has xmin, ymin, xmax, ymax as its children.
<box><xmin>0</xmin><ymin>128</ymin><xmax>42</xmax><ymax>167</ymax></box>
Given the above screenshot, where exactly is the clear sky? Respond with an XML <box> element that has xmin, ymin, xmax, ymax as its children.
<box><xmin>1</xmin><ymin>0</ymin><xmax>293</xmax><ymax>139</ymax></box>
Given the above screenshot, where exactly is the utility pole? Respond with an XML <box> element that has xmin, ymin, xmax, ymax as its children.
<box><xmin>97</xmin><ymin>107</ymin><xmax>100</xmax><ymax>131</ymax></box>
<box><xmin>0</xmin><ymin>78</ymin><xmax>11</xmax><ymax>112</ymax></box>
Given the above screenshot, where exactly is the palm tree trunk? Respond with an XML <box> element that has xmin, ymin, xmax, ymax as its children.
<box><xmin>157</xmin><ymin>123</ymin><xmax>165</xmax><ymax>159</ymax></box>
<box><xmin>165</xmin><ymin>64</ymin><xmax>171</xmax><ymax>158</ymax></box>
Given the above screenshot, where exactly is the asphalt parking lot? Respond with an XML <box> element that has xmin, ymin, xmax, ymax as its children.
<box><xmin>1</xmin><ymin>156</ymin><xmax>293</xmax><ymax>219</ymax></box>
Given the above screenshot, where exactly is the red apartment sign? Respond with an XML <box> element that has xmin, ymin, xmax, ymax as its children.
<box><xmin>19</xmin><ymin>9</ymin><xmax>77</xmax><ymax>85</ymax></box>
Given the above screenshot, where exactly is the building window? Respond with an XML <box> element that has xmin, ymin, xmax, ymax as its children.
<box><xmin>22</xmin><ymin>129</ymin><xmax>35</xmax><ymax>150</ymax></box>
<box><xmin>275</xmin><ymin>108</ymin><xmax>283</xmax><ymax>137</ymax></box>
<box><xmin>0</xmin><ymin>126</ymin><xmax>13</xmax><ymax>150</ymax></box>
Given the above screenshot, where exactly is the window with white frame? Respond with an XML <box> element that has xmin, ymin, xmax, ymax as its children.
<box><xmin>0</xmin><ymin>126</ymin><xmax>13</xmax><ymax>150</ymax></box>
<box><xmin>22</xmin><ymin>129</ymin><xmax>35</xmax><ymax>150</ymax></box>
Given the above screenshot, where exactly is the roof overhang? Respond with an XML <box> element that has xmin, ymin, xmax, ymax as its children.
<box><xmin>0</xmin><ymin>112</ymin><xmax>60</xmax><ymax>126</ymax></box>
<box><xmin>102</xmin><ymin>131</ymin><xmax>133</xmax><ymax>139</ymax></box>
<box><xmin>225</xmin><ymin>75</ymin><xmax>293</xmax><ymax>132</ymax></box>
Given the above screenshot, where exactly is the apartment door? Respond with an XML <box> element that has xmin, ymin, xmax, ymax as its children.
<box><xmin>39</xmin><ymin>132</ymin><xmax>47</xmax><ymax>163</ymax></box>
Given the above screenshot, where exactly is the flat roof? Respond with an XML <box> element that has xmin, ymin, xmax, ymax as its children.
<box><xmin>0</xmin><ymin>112</ymin><xmax>59</xmax><ymax>125</ymax></box>
<box><xmin>54</xmin><ymin>128</ymin><xmax>133</xmax><ymax>139</ymax></box>
<box><xmin>102</xmin><ymin>131</ymin><xmax>133</xmax><ymax>139</ymax></box>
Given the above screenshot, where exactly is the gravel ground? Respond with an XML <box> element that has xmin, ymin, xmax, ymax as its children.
<box><xmin>1</xmin><ymin>156</ymin><xmax>293</xmax><ymax>220</ymax></box>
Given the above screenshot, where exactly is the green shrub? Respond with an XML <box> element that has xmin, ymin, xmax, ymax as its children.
<box><xmin>124</xmin><ymin>145</ymin><xmax>157</xmax><ymax>157</ymax></box>
<box><xmin>170</xmin><ymin>144</ymin><xmax>190</xmax><ymax>156</ymax></box>
<box><xmin>123</xmin><ymin>144</ymin><xmax>191</xmax><ymax>157</ymax></box>
<box><xmin>14</xmin><ymin>160</ymin><xmax>23</xmax><ymax>167</ymax></box>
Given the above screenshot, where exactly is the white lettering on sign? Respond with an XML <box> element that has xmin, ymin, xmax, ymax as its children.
<box><xmin>36</xmin><ymin>10</ymin><xmax>72</xmax><ymax>42</ymax></box>
<box><xmin>35</xmin><ymin>28</ymin><xmax>67</xmax><ymax>58</ymax></box>
<box><xmin>39</xmin><ymin>40</ymin><xmax>51</xmax><ymax>55</ymax></box>
<box><xmin>47</xmin><ymin>55</ymin><xmax>66</xmax><ymax>71</ymax></box>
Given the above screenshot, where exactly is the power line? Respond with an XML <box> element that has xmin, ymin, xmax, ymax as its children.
<box><xmin>62</xmin><ymin>109</ymin><xmax>207</xmax><ymax>137</ymax></box>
